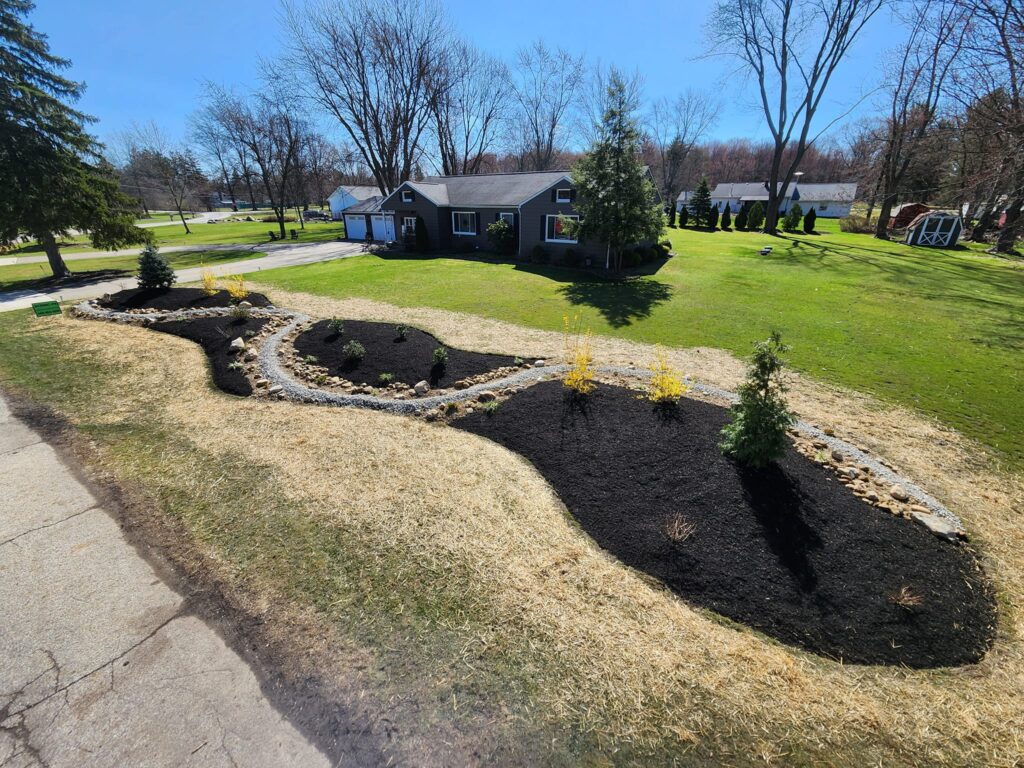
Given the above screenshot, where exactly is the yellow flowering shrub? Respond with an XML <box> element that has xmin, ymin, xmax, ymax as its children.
<box><xmin>224</xmin><ymin>274</ymin><xmax>248</xmax><ymax>300</ymax></box>
<box><xmin>646</xmin><ymin>348</ymin><xmax>686</xmax><ymax>404</ymax></box>
<box><xmin>200</xmin><ymin>268</ymin><xmax>218</xmax><ymax>296</ymax></box>
<box><xmin>562</xmin><ymin>313</ymin><xmax>595</xmax><ymax>396</ymax></box>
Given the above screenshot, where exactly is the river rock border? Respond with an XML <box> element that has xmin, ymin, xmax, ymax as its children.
<box><xmin>72</xmin><ymin>299</ymin><xmax>965</xmax><ymax>538</ymax></box>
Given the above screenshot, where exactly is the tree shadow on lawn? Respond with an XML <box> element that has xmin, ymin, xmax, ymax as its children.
<box><xmin>557</xmin><ymin>277</ymin><xmax>673</xmax><ymax>328</ymax></box>
<box><xmin>0</xmin><ymin>268</ymin><xmax>130</xmax><ymax>296</ymax></box>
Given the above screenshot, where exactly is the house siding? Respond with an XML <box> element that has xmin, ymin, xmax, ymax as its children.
<box><xmin>519</xmin><ymin>183</ymin><xmax>604</xmax><ymax>261</ymax></box>
<box><xmin>380</xmin><ymin>186</ymin><xmax>444</xmax><ymax>248</ymax></box>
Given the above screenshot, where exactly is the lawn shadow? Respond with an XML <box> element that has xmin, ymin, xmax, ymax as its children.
<box><xmin>0</xmin><ymin>268</ymin><xmax>130</xmax><ymax>296</ymax></box>
<box><xmin>558</xmin><ymin>278</ymin><xmax>673</xmax><ymax>328</ymax></box>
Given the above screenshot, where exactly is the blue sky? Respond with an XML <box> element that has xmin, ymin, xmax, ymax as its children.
<box><xmin>31</xmin><ymin>0</ymin><xmax>897</xmax><ymax>152</ymax></box>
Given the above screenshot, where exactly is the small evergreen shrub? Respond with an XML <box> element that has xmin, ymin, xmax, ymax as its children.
<box><xmin>708</xmin><ymin>205</ymin><xmax>719</xmax><ymax>230</ymax></box>
<box><xmin>327</xmin><ymin>317</ymin><xmax>344</xmax><ymax>335</ymax></box>
<box><xmin>678</xmin><ymin>206</ymin><xmax>689</xmax><ymax>228</ymax></box>
<box><xmin>486</xmin><ymin>218</ymin><xmax>515</xmax><ymax>255</ymax></box>
<box><xmin>414</xmin><ymin>216</ymin><xmax>430</xmax><ymax>252</ymax></box>
<box><xmin>747</xmin><ymin>202</ymin><xmax>765</xmax><ymax>231</ymax></box>
<box><xmin>782</xmin><ymin>203</ymin><xmax>803</xmax><ymax>232</ymax></box>
<box><xmin>721</xmin><ymin>205</ymin><xmax>732</xmax><ymax>230</ymax></box>
<box><xmin>395</xmin><ymin>324</ymin><xmax>408</xmax><ymax>340</ymax></box>
<box><xmin>432</xmin><ymin>346</ymin><xmax>448</xmax><ymax>366</ymax></box>
<box><xmin>719</xmin><ymin>331</ymin><xmax>796</xmax><ymax>468</ymax></box>
<box><xmin>803</xmin><ymin>207</ymin><xmax>817</xmax><ymax>233</ymax></box>
<box><xmin>342</xmin><ymin>339</ymin><xmax>365</xmax><ymax>361</ymax></box>
<box><xmin>734</xmin><ymin>205</ymin><xmax>749</xmax><ymax>231</ymax></box>
<box><xmin>230</xmin><ymin>304</ymin><xmax>250</xmax><ymax>321</ymax></box>
<box><xmin>137</xmin><ymin>245</ymin><xmax>176</xmax><ymax>289</ymax></box>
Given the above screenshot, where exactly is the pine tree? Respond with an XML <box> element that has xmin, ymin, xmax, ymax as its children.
<box><xmin>734</xmin><ymin>204</ymin><xmax>748</xmax><ymax>231</ymax></box>
<box><xmin>748</xmin><ymin>201</ymin><xmax>765</xmax><ymax>231</ymax></box>
<box><xmin>0</xmin><ymin>0</ymin><xmax>150</xmax><ymax>278</ymax></box>
<box><xmin>136</xmin><ymin>245</ymin><xmax>176</xmax><ymax>289</ymax></box>
<box><xmin>689</xmin><ymin>177</ymin><xmax>712</xmax><ymax>228</ymax></box>
<box><xmin>708</xmin><ymin>204</ymin><xmax>720</xmax><ymax>230</ymax></box>
<box><xmin>721</xmin><ymin>204</ymin><xmax>732</xmax><ymax>230</ymax></box>
<box><xmin>803</xmin><ymin>207</ymin><xmax>817</xmax><ymax>233</ymax></box>
<box><xmin>569</xmin><ymin>71</ymin><xmax>664</xmax><ymax>270</ymax></box>
<box><xmin>679</xmin><ymin>205</ymin><xmax>689</xmax><ymax>228</ymax></box>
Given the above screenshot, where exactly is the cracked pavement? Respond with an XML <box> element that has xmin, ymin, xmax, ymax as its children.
<box><xmin>0</xmin><ymin>394</ymin><xmax>332</xmax><ymax>767</ymax></box>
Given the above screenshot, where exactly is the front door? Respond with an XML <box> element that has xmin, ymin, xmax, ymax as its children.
<box><xmin>371</xmin><ymin>215</ymin><xmax>395</xmax><ymax>241</ymax></box>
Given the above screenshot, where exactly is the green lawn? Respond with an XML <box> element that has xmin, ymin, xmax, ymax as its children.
<box><xmin>255</xmin><ymin>220</ymin><xmax>1024</xmax><ymax>471</ymax></box>
<box><xmin>0</xmin><ymin>249</ymin><xmax>262</xmax><ymax>292</ymax></box>
<box><xmin>4</xmin><ymin>218</ymin><xmax>347</xmax><ymax>255</ymax></box>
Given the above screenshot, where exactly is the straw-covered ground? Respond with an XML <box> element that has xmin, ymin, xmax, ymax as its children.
<box><xmin>0</xmin><ymin>283</ymin><xmax>1021</xmax><ymax>766</ymax></box>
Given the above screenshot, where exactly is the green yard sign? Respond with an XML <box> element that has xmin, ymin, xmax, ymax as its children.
<box><xmin>31</xmin><ymin>301</ymin><xmax>62</xmax><ymax>317</ymax></box>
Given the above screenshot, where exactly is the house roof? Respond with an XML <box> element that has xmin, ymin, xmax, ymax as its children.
<box><xmin>710</xmin><ymin>181</ymin><xmax>857</xmax><ymax>202</ymax></box>
<box><xmin>341</xmin><ymin>196</ymin><xmax>384</xmax><ymax>214</ymax></box>
<box><xmin>328</xmin><ymin>185</ymin><xmax>381</xmax><ymax>202</ymax></box>
<box><xmin>414</xmin><ymin>171</ymin><xmax>571</xmax><ymax>207</ymax></box>
<box><xmin>795</xmin><ymin>183</ymin><xmax>858</xmax><ymax>202</ymax></box>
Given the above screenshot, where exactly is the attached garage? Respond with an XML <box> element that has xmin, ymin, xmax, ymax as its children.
<box><xmin>344</xmin><ymin>214</ymin><xmax>367</xmax><ymax>241</ymax></box>
<box><xmin>371</xmin><ymin>214</ymin><xmax>395</xmax><ymax>242</ymax></box>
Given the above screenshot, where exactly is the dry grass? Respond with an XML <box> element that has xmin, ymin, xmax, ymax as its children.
<box><xmin>663</xmin><ymin>514</ymin><xmax>696</xmax><ymax>544</ymax></box>
<box><xmin>890</xmin><ymin>586</ymin><xmax>925</xmax><ymax>610</ymax></box>
<box><xmin>6</xmin><ymin>286</ymin><xmax>1024</xmax><ymax>765</ymax></box>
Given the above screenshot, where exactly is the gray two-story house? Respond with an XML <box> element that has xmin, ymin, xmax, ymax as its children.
<box><xmin>342</xmin><ymin>170</ymin><xmax>660</xmax><ymax>266</ymax></box>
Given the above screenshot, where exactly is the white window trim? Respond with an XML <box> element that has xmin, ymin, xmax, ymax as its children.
<box><xmin>402</xmin><ymin>216</ymin><xmax>416</xmax><ymax>233</ymax></box>
<box><xmin>499</xmin><ymin>212</ymin><xmax>514</xmax><ymax>226</ymax></box>
<box><xmin>545</xmin><ymin>214</ymin><xmax>579</xmax><ymax>244</ymax></box>
<box><xmin>401</xmin><ymin>190</ymin><xmax>413</xmax><ymax>203</ymax></box>
<box><xmin>555</xmin><ymin>188</ymin><xmax>572</xmax><ymax>203</ymax></box>
<box><xmin>452</xmin><ymin>211</ymin><xmax>476</xmax><ymax>236</ymax></box>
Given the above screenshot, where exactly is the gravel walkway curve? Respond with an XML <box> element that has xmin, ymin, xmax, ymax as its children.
<box><xmin>72</xmin><ymin>300</ymin><xmax>964</xmax><ymax>531</ymax></box>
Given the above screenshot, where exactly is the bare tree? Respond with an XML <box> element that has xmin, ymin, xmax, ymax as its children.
<box><xmin>507</xmin><ymin>40</ymin><xmax>585</xmax><ymax>171</ymax></box>
<box><xmin>431</xmin><ymin>42</ymin><xmax>508</xmax><ymax>175</ymax></box>
<box><xmin>872</xmin><ymin>1</ymin><xmax>968</xmax><ymax>238</ymax></box>
<box><xmin>302</xmin><ymin>133</ymin><xmax>342</xmax><ymax>209</ymax></box>
<box><xmin>709</xmin><ymin>0</ymin><xmax>885</xmax><ymax>232</ymax></box>
<box><xmin>128</xmin><ymin>123</ymin><xmax>205</xmax><ymax>232</ymax></box>
<box><xmin>283</xmin><ymin>0</ymin><xmax>450</xmax><ymax>195</ymax></box>
<box><xmin>190</xmin><ymin>106</ymin><xmax>240</xmax><ymax>211</ymax></box>
<box><xmin>648</xmin><ymin>91</ymin><xmax>719</xmax><ymax>226</ymax></box>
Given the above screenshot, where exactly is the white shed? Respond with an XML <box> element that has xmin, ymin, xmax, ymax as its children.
<box><xmin>327</xmin><ymin>185</ymin><xmax>382</xmax><ymax>220</ymax></box>
<box><xmin>904</xmin><ymin>212</ymin><xmax>963</xmax><ymax>248</ymax></box>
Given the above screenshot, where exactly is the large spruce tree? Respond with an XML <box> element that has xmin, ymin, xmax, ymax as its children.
<box><xmin>689</xmin><ymin>177</ymin><xmax>713</xmax><ymax>228</ymax></box>
<box><xmin>568</xmin><ymin>71</ymin><xmax>664</xmax><ymax>271</ymax></box>
<box><xmin>0</xmin><ymin>0</ymin><xmax>149</xmax><ymax>277</ymax></box>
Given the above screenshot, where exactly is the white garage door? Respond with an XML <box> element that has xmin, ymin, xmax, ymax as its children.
<box><xmin>344</xmin><ymin>215</ymin><xmax>367</xmax><ymax>240</ymax></box>
<box><xmin>371</xmin><ymin>214</ymin><xmax>395</xmax><ymax>241</ymax></box>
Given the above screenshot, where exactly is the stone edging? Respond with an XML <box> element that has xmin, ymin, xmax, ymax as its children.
<box><xmin>72</xmin><ymin>300</ymin><xmax>965</xmax><ymax>535</ymax></box>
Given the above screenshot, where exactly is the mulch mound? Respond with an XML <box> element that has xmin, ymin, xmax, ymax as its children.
<box><xmin>454</xmin><ymin>381</ymin><xmax>996</xmax><ymax>667</ymax></box>
<box><xmin>99</xmin><ymin>287</ymin><xmax>273</xmax><ymax>311</ymax></box>
<box><xmin>149</xmin><ymin>316</ymin><xmax>268</xmax><ymax>396</ymax></box>
<box><xmin>292</xmin><ymin>319</ymin><xmax>519</xmax><ymax>388</ymax></box>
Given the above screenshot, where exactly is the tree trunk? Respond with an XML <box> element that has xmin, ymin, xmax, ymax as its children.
<box><xmin>277</xmin><ymin>208</ymin><xmax>287</xmax><ymax>240</ymax></box>
<box><xmin>995</xmin><ymin>198</ymin><xmax>1022</xmax><ymax>254</ymax></box>
<box><xmin>295</xmin><ymin>205</ymin><xmax>305</xmax><ymax>229</ymax></box>
<box><xmin>244</xmin><ymin>172</ymin><xmax>258</xmax><ymax>211</ymax></box>
<box><xmin>970</xmin><ymin>206</ymin><xmax>994</xmax><ymax>242</ymax></box>
<box><xmin>873</xmin><ymin>194</ymin><xmax>897</xmax><ymax>240</ymax></box>
<box><xmin>40</xmin><ymin>232</ymin><xmax>70</xmax><ymax>279</ymax></box>
<box><xmin>176</xmin><ymin>206</ymin><xmax>192</xmax><ymax>234</ymax></box>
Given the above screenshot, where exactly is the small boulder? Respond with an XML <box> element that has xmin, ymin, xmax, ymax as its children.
<box><xmin>478</xmin><ymin>391</ymin><xmax>497</xmax><ymax>403</ymax></box>
<box><xmin>255</xmin><ymin>379</ymin><xmax>269</xmax><ymax>388</ymax></box>
<box><xmin>889</xmin><ymin>484</ymin><xmax>910</xmax><ymax>502</ymax></box>
<box><xmin>842</xmin><ymin>467</ymin><xmax>859</xmax><ymax>480</ymax></box>
<box><xmin>267</xmin><ymin>384</ymin><xmax>283</xmax><ymax>395</ymax></box>
<box><xmin>414</xmin><ymin>380</ymin><xmax>430</xmax><ymax>396</ymax></box>
<box><xmin>229</xmin><ymin>337</ymin><xmax>246</xmax><ymax>352</ymax></box>
<box><xmin>910</xmin><ymin>511</ymin><xmax>963</xmax><ymax>543</ymax></box>
<box><xmin>830</xmin><ymin>449</ymin><xmax>844</xmax><ymax>463</ymax></box>
<box><xmin>865</xmin><ymin>491</ymin><xmax>879</xmax><ymax>503</ymax></box>
<box><xmin>244</xmin><ymin>350</ymin><xmax>257</xmax><ymax>361</ymax></box>
<box><xmin>533</xmin><ymin>360</ymin><xmax>546</xmax><ymax>367</ymax></box>
<box><xmin>238</xmin><ymin>300</ymin><xmax>253</xmax><ymax>309</ymax></box>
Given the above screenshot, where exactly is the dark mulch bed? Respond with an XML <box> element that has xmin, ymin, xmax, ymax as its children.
<box><xmin>149</xmin><ymin>316</ymin><xmax>268</xmax><ymax>396</ymax></box>
<box><xmin>292</xmin><ymin>319</ymin><xmax>519</xmax><ymax>388</ymax></box>
<box><xmin>454</xmin><ymin>381</ymin><xmax>996</xmax><ymax>667</ymax></box>
<box><xmin>99</xmin><ymin>287</ymin><xmax>273</xmax><ymax>311</ymax></box>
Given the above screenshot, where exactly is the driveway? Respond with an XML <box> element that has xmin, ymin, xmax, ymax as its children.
<box><xmin>135</xmin><ymin>211</ymin><xmax>235</xmax><ymax>228</ymax></box>
<box><xmin>0</xmin><ymin>240</ymin><xmax>367</xmax><ymax>313</ymax></box>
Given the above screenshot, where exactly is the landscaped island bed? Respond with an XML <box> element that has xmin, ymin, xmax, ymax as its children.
<box><xmin>455</xmin><ymin>380</ymin><xmax>996</xmax><ymax>668</ymax></box>
<box><xmin>150</xmin><ymin>316</ymin><xmax>269</xmax><ymax>396</ymax></box>
<box><xmin>99</xmin><ymin>286</ymin><xmax>273</xmax><ymax>311</ymax></box>
<box><xmin>291</xmin><ymin>318</ymin><xmax>519</xmax><ymax>388</ymax></box>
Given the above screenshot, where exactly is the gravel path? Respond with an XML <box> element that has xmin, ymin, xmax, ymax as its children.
<box><xmin>73</xmin><ymin>300</ymin><xmax>965</xmax><ymax>531</ymax></box>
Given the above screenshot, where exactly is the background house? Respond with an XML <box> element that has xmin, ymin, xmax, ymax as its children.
<box><xmin>706</xmin><ymin>181</ymin><xmax>857</xmax><ymax>217</ymax></box>
<box><xmin>327</xmin><ymin>185</ymin><xmax>382</xmax><ymax>221</ymax></box>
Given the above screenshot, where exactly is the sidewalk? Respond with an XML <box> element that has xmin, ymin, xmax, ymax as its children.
<box><xmin>0</xmin><ymin>394</ymin><xmax>332</xmax><ymax>767</ymax></box>
<box><xmin>0</xmin><ymin>240</ymin><xmax>366</xmax><ymax>313</ymax></box>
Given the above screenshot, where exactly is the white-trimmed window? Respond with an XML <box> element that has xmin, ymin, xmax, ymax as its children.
<box><xmin>555</xmin><ymin>188</ymin><xmax>572</xmax><ymax>203</ymax></box>
<box><xmin>499</xmin><ymin>212</ymin><xmax>514</xmax><ymax>226</ymax></box>
<box><xmin>545</xmin><ymin>214</ymin><xmax>578</xmax><ymax>243</ymax></box>
<box><xmin>402</xmin><ymin>216</ymin><xmax>416</xmax><ymax>235</ymax></box>
<box><xmin>818</xmin><ymin>203</ymin><xmax>828</xmax><ymax>211</ymax></box>
<box><xmin>452</xmin><ymin>211</ymin><xmax>476</xmax><ymax>235</ymax></box>
<box><xmin>401</xmin><ymin>189</ymin><xmax>414</xmax><ymax>203</ymax></box>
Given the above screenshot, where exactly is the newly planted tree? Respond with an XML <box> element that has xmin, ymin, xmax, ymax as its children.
<box><xmin>721</xmin><ymin>204</ymin><xmax>732</xmax><ymax>230</ymax></box>
<box><xmin>0</xmin><ymin>0</ymin><xmax>150</xmax><ymax>277</ymax></box>
<box><xmin>720</xmin><ymin>331</ymin><xmax>795</xmax><ymax>468</ymax></box>
<box><xmin>734</xmin><ymin>204</ymin><xmax>749</xmax><ymax>231</ymax></box>
<box><xmin>136</xmin><ymin>245</ymin><xmax>176</xmax><ymax>289</ymax></box>
<box><xmin>803</xmin><ymin>207</ymin><xmax>817</xmax><ymax>233</ymax></box>
<box><xmin>747</xmin><ymin>201</ymin><xmax>765</xmax><ymax>231</ymax></box>
<box><xmin>783</xmin><ymin>203</ymin><xmax>803</xmax><ymax>232</ymax></box>
<box><xmin>567</xmin><ymin>70</ymin><xmax>664</xmax><ymax>270</ymax></box>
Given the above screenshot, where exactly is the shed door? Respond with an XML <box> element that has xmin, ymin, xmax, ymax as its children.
<box><xmin>344</xmin><ymin>215</ymin><xmax>367</xmax><ymax>240</ymax></box>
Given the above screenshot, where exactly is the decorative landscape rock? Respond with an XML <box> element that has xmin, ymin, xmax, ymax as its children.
<box><xmin>414</xmin><ymin>380</ymin><xmax>430</xmax><ymax>396</ymax></box>
<box><xmin>890</xmin><ymin>485</ymin><xmax>910</xmax><ymax>502</ymax></box>
<box><xmin>911</xmin><ymin>510</ymin><xmax>964</xmax><ymax>543</ymax></box>
<box><xmin>230</xmin><ymin>337</ymin><xmax>246</xmax><ymax>352</ymax></box>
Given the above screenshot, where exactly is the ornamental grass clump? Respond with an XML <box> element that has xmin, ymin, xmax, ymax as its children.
<box><xmin>646</xmin><ymin>348</ymin><xmax>686</xmax><ymax>405</ymax></box>
<box><xmin>720</xmin><ymin>331</ymin><xmax>795</xmax><ymax>468</ymax></box>
<box><xmin>562</xmin><ymin>313</ymin><xmax>595</xmax><ymax>397</ymax></box>
<box><xmin>200</xmin><ymin>268</ymin><xmax>217</xmax><ymax>296</ymax></box>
